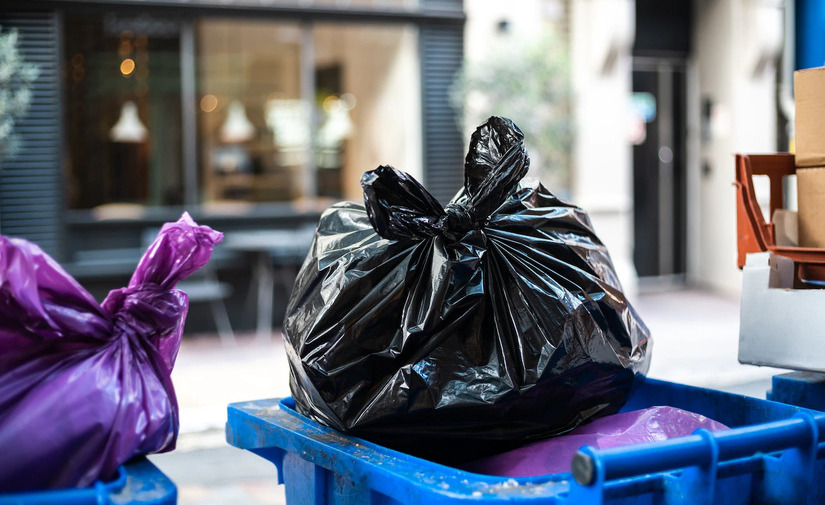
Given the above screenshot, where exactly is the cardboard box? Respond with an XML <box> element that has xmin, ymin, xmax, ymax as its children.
<box><xmin>795</xmin><ymin>67</ymin><xmax>825</xmax><ymax>168</ymax></box>
<box><xmin>798</xmin><ymin>167</ymin><xmax>825</xmax><ymax>248</ymax></box>
<box><xmin>772</xmin><ymin>209</ymin><xmax>798</xmax><ymax>247</ymax></box>
<box><xmin>794</xmin><ymin>67</ymin><xmax>825</xmax><ymax>247</ymax></box>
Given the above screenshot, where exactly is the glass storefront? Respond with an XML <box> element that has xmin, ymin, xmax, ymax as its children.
<box><xmin>313</xmin><ymin>23</ymin><xmax>422</xmax><ymax>202</ymax></box>
<box><xmin>197</xmin><ymin>19</ymin><xmax>303</xmax><ymax>204</ymax></box>
<box><xmin>63</xmin><ymin>13</ymin><xmax>421</xmax><ymax>211</ymax></box>
<box><xmin>64</xmin><ymin>14</ymin><xmax>184</xmax><ymax>209</ymax></box>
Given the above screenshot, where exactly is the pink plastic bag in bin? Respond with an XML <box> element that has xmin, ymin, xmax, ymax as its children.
<box><xmin>0</xmin><ymin>213</ymin><xmax>222</xmax><ymax>491</ymax></box>
<box><xmin>461</xmin><ymin>406</ymin><xmax>729</xmax><ymax>477</ymax></box>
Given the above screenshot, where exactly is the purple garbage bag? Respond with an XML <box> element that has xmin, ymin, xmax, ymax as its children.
<box><xmin>0</xmin><ymin>213</ymin><xmax>222</xmax><ymax>491</ymax></box>
<box><xmin>460</xmin><ymin>406</ymin><xmax>728</xmax><ymax>477</ymax></box>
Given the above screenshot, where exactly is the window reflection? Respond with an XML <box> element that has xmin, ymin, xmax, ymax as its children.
<box><xmin>198</xmin><ymin>20</ymin><xmax>420</xmax><ymax>206</ymax></box>
<box><xmin>313</xmin><ymin>23</ymin><xmax>421</xmax><ymax>202</ymax></box>
<box><xmin>64</xmin><ymin>14</ymin><xmax>183</xmax><ymax>209</ymax></box>
<box><xmin>197</xmin><ymin>19</ymin><xmax>304</xmax><ymax>204</ymax></box>
<box><xmin>64</xmin><ymin>15</ymin><xmax>421</xmax><ymax>211</ymax></box>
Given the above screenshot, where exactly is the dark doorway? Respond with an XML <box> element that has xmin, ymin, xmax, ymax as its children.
<box><xmin>632</xmin><ymin>60</ymin><xmax>688</xmax><ymax>278</ymax></box>
<box><xmin>632</xmin><ymin>0</ymin><xmax>691</xmax><ymax>280</ymax></box>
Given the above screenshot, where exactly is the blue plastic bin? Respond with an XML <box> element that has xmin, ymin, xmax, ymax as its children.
<box><xmin>0</xmin><ymin>457</ymin><xmax>177</xmax><ymax>505</ymax></box>
<box><xmin>768</xmin><ymin>372</ymin><xmax>825</xmax><ymax>412</ymax></box>
<box><xmin>226</xmin><ymin>376</ymin><xmax>825</xmax><ymax>504</ymax></box>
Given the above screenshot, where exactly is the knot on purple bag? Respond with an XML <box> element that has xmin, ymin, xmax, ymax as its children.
<box><xmin>105</xmin><ymin>285</ymin><xmax>187</xmax><ymax>343</ymax></box>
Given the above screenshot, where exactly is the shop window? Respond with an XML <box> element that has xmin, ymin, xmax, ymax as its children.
<box><xmin>197</xmin><ymin>20</ymin><xmax>421</xmax><ymax>206</ymax></box>
<box><xmin>64</xmin><ymin>14</ymin><xmax>184</xmax><ymax>210</ymax></box>
<box><xmin>197</xmin><ymin>20</ymin><xmax>304</xmax><ymax>204</ymax></box>
<box><xmin>313</xmin><ymin>23</ymin><xmax>422</xmax><ymax>202</ymax></box>
<box><xmin>63</xmin><ymin>14</ymin><xmax>421</xmax><ymax>211</ymax></box>
<box><xmin>307</xmin><ymin>0</ymin><xmax>419</xmax><ymax>6</ymax></box>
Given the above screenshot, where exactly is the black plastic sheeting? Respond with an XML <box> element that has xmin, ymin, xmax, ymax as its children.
<box><xmin>284</xmin><ymin>117</ymin><xmax>651</xmax><ymax>463</ymax></box>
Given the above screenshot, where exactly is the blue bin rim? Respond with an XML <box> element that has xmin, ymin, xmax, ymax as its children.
<box><xmin>227</xmin><ymin>376</ymin><xmax>825</xmax><ymax>502</ymax></box>
<box><xmin>0</xmin><ymin>465</ymin><xmax>127</xmax><ymax>503</ymax></box>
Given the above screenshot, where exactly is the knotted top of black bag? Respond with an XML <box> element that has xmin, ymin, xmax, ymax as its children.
<box><xmin>361</xmin><ymin>116</ymin><xmax>529</xmax><ymax>243</ymax></box>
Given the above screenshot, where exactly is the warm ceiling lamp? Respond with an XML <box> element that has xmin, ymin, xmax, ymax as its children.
<box><xmin>120</xmin><ymin>58</ymin><xmax>136</xmax><ymax>76</ymax></box>
<box><xmin>110</xmin><ymin>101</ymin><xmax>148</xmax><ymax>143</ymax></box>
<box><xmin>220</xmin><ymin>100</ymin><xmax>255</xmax><ymax>143</ymax></box>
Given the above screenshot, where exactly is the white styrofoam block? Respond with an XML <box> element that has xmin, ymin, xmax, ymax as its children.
<box><xmin>739</xmin><ymin>252</ymin><xmax>825</xmax><ymax>372</ymax></box>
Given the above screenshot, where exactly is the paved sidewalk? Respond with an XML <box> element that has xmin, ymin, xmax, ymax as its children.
<box><xmin>638</xmin><ymin>288</ymin><xmax>783</xmax><ymax>394</ymax></box>
<box><xmin>149</xmin><ymin>287</ymin><xmax>786</xmax><ymax>505</ymax></box>
<box><xmin>150</xmin><ymin>333</ymin><xmax>290</xmax><ymax>505</ymax></box>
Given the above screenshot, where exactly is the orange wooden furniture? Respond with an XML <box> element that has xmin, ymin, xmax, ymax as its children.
<box><xmin>734</xmin><ymin>153</ymin><xmax>825</xmax><ymax>283</ymax></box>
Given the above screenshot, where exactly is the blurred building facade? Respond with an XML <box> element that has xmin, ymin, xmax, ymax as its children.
<box><xmin>0</xmin><ymin>0</ymin><xmax>464</xmax><ymax>290</ymax></box>
<box><xmin>465</xmin><ymin>0</ymin><xmax>799</xmax><ymax>297</ymax></box>
<box><xmin>1</xmin><ymin>0</ymin><xmax>817</xmax><ymax>311</ymax></box>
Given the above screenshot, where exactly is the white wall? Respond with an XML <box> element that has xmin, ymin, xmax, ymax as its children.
<box><xmin>464</xmin><ymin>0</ymin><xmax>548</xmax><ymax>63</ymax></box>
<box><xmin>692</xmin><ymin>0</ymin><xmax>782</xmax><ymax>295</ymax></box>
<box><xmin>463</xmin><ymin>0</ymin><xmax>783</xmax><ymax>298</ymax></box>
<box><xmin>571</xmin><ymin>0</ymin><xmax>638</xmax><ymax>298</ymax></box>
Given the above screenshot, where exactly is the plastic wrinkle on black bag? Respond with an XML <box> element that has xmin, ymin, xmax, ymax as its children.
<box><xmin>284</xmin><ymin>116</ymin><xmax>651</xmax><ymax>464</ymax></box>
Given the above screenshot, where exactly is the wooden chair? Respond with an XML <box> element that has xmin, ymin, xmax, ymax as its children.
<box><xmin>735</xmin><ymin>153</ymin><xmax>825</xmax><ymax>284</ymax></box>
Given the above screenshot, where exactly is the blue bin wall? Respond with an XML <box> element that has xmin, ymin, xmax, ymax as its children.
<box><xmin>0</xmin><ymin>457</ymin><xmax>177</xmax><ymax>505</ymax></box>
<box><xmin>769</xmin><ymin>372</ymin><xmax>825</xmax><ymax>411</ymax></box>
<box><xmin>227</xmin><ymin>376</ymin><xmax>825</xmax><ymax>505</ymax></box>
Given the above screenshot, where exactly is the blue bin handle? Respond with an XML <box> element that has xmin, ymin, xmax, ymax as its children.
<box><xmin>571</xmin><ymin>412</ymin><xmax>823</xmax><ymax>504</ymax></box>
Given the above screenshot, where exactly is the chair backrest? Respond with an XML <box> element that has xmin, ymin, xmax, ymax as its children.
<box><xmin>735</xmin><ymin>153</ymin><xmax>825</xmax><ymax>285</ymax></box>
<box><xmin>734</xmin><ymin>153</ymin><xmax>795</xmax><ymax>268</ymax></box>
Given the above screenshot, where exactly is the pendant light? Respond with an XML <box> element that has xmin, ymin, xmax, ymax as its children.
<box><xmin>220</xmin><ymin>100</ymin><xmax>255</xmax><ymax>143</ymax></box>
<box><xmin>110</xmin><ymin>101</ymin><xmax>148</xmax><ymax>143</ymax></box>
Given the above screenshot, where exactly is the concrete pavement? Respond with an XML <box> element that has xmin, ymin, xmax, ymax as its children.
<box><xmin>149</xmin><ymin>333</ymin><xmax>290</xmax><ymax>505</ymax></box>
<box><xmin>149</xmin><ymin>287</ymin><xmax>787</xmax><ymax>505</ymax></box>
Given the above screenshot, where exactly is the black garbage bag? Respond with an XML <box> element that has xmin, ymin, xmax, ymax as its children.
<box><xmin>284</xmin><ymin>116</ymin><xmax>650</xmax><ymax>463</ymax></box>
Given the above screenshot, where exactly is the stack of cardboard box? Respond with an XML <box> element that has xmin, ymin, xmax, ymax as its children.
<box><xmin>737</xmin><ymin>68</ymin><xmax>825</xmax><ymax>372</ymax></box>
<box><xmin>795</xmin><ymin>66</ymin><xmax>825</xmax><ymax>248</ymax></box>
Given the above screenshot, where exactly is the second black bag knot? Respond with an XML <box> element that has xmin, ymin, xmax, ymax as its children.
<box><xmin>440</xmin><ymin>202</ymin><xmax>477</xmax><ymax>241</ymax></box>
<box><xmin>362</xmin><ymin>117</ymin><xmax>529</xmax><ymax>243</ymax></box>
